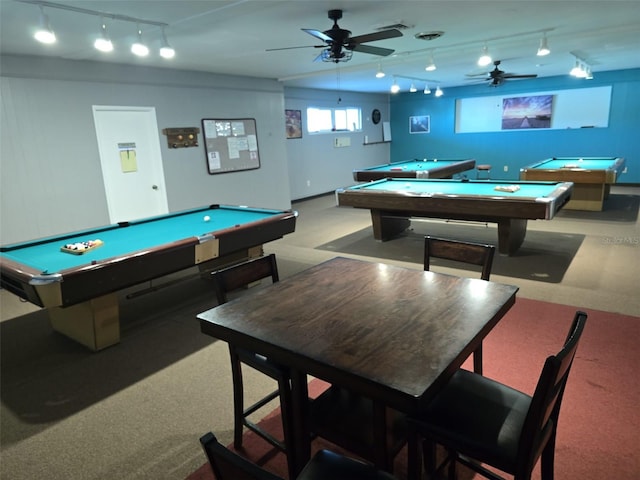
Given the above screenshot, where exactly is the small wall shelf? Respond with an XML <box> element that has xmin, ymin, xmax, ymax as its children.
<box><xmin>363</xmin><ymin>141</ymin><xmax>391</xmax><ymax>146</ymax></box>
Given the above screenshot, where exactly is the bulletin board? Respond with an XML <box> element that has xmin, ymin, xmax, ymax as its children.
<box><xmin>201</xmin><ymin>118</ymin><xmax>260</xmax><ymax>175</ymax></box>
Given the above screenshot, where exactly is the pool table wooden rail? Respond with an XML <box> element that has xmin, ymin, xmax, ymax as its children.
<box><xmin>0</xmin><ymin>207</ymin><xmax>297</xmax><ymax>351</ymax></box>
<box><xmin>520</xmin><ymin>157</ymin><xmax>625</xmax><ymax>211</ymax></box>
<box><xmin>353</xmin><ymin>158</ymin><xmax>476</xmax><ymax>182</ymax></box>
<box><xmin>336</xmin><ymin>181</ymin><xmax>573</xmax><ymax>256</ymax></box>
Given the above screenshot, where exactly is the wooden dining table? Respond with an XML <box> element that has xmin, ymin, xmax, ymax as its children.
<box><xmin>198</xmin><ymin>256</ymin><xmax>519</xmax><ymax>475</ymax></box>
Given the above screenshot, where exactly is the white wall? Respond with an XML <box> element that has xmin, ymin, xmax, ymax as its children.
<box><xmin>0</xmin><ymin>55</ymin><xmax>291</xmax><ymax>244</ymax></box>
<box><xmin>284</xmin><ymin>87</ymin><xmax>391</xmax><ymax>200</ymax></box>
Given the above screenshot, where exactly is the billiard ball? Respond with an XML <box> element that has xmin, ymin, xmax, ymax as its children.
<box><xmin>203</xmin><ymin>215</ymin><xmax>211</xmax><ymax>222</ymax></box>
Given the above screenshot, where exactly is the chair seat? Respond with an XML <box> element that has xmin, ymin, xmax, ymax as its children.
<box><xmin>410</xmin><ymin>368</ymin><xmax>531</xmax><ymax>473</ymax></box>
<box><xmin>477</xmin><ymin>164</ymin><xmax>492</xmax><ymax>170</ymax></box>
<box><xmin>310</xmin><ymin>386</ymin><xmax>407</xmax><ymax>468</ymax></box>
<box><xmin>299</xmin><ymin>449</ymin><xmax>398</xmax><ymax>480</ymax></box>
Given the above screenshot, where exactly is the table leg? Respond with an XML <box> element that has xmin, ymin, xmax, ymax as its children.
<box><xmin>290</xmin><ymin>370</ymin><xmax>311</xmax><ymax>476</ymax></box>
<box><xmin>370</xmin><ymin>210</ymin><xmax>411</xmax><ymax>241</ymax></box>
<box><xmin>496</xmin><ymin>219</ymin><xmax>527</xmax><ymax>255</ymax></box>
<box><xmin>48</xmin><ymin>293</ymin><xmax>120</xmax><ymax>351</ymax></box>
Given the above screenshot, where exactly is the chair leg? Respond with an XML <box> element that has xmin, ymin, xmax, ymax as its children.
<box><xmin>447</xmin><ymin>451</ymin><xmax>457</xmax><ymax>480</ymax></box>
<box><xmin>422</xmin><ymin>439</ymin><xmax>438</xmax><ymax>479</ymax></box>
<box><xmin>277</xmin><ymin>375</ymin><xmax>296</xmax><ymax>479</ymax></box>
<box><xmin>229</xmin><ymin>348</ymin><xmax>245</xmax><ymax>449</ymax></box>
<box><xmin>473</xmin><ymin>344</ymin><xmax>483</xmax><ymax>375</ymax></box>
<box><xmin>407</xmin><ymin>428</ymin><xmax>423</xmax><ymax>480</ymax></box>
<box><xmin>540</xmin><ymin>433</ymin><xmax>557</xmax><ymax>480</ymax></box>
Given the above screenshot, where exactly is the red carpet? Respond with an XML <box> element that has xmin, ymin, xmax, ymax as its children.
<box><xmin>188</xmin><ymin>298</ymin><xmax>640</xmax><ymax>479</ymax></box>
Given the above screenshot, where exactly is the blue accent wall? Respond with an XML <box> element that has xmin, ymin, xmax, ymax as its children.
<box><xmin>390</xmin><ymin>69</ymin><xmax>639</xmax><ymax>183</ymax></box>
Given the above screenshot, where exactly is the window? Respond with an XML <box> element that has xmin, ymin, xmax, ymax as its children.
<box><xmin>306</xmin><ymin>107</ymin><xmax>361</xmax><ymax>133</ymax></box>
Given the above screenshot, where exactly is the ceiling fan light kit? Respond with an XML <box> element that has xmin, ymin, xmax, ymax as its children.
<box><xmin>271</xmin><ymin>9</ymin><xmax>402</xmax><ymax>63</ymax></box>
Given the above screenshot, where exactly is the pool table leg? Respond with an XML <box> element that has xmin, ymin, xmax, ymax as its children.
<box><xmin>48</xmin><ymin>293</ymin><xmax>120</xmax><ymax>351</ymax></box>
<box><xmin>370</xmin><ymin>210</ymin><xmax>411</xmax><ymax>241</ymax></box>
<box><xmin>497</xmin><ymin>219</ymin><xmax>528</xmax><ymax>255</ymax></box>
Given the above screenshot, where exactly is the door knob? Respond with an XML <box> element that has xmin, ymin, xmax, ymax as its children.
<box><xmin>152</xmin><ymin>185</ymin><xmax>158</xmax><ymax>190</ymax></box>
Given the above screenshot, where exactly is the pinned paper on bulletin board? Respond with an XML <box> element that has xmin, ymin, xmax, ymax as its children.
<box><xmin>118</xmin><ymin>142</ymin><xmax>138</xmax><ymax>172</ymax></box>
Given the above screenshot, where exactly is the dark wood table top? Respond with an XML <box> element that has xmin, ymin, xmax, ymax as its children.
<box><xmin>198</xmin><ymin>256</ymin><xmax>519</xmax><ymax>413</ymax></box>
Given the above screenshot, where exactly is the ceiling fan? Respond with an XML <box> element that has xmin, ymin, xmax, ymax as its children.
<box><xmin>467</xmin><ymin>60</ymin><xmax>538</xmax><ymax>86</ymax></box>
<box><xmin>267</xmin><ymin>9</ymin><xmax>402</xmax><ymax>63</ymax></box>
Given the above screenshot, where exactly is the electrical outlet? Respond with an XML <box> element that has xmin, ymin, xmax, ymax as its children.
<box><xmin>503</xmin><ymin>165</ymin><xmax>508</xmax><ymax>172</ymax></box>
<box><xmin>623</xmin><ymin>167</ymin><xmax>628</xmax><ymax>174</ymax></box>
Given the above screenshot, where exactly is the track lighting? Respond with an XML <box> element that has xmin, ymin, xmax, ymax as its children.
<box><xmin>131</xmin><ymin>26</ymin><xmax>149</xmax><ymax>57</ymax></box>
<box><xmin>390</xmin><ymin>78</ymin><xmax>400</xmax><ymax>93</ymax></box>
<box><xmin>423</xmin><ymin>84</ymin><xmax>431</xmax><ymax>94</ymax></box>
<box><xmin>425</xmin><ymin>51</ymin><xmax>436</xmax><ymax>71</ymax></box>
<box><xmin>94</xmin><ymin>19</ymin><xmax>113</xmax><ymax>52</ymax></box>
<box><xmin>34</xmin><ymin>6</ymin><xmax>56</xmax><ymax>44</ymax></box>
<box><xmin>435</xmin><ymin>86</ymin><xmax>443</xmax><ymax>97</ymax></box>
<box><xmin>28</xmin><ymin>2</ymin><xmax>175</xmax><ymax>59</ymax></box>
<box><xmin>478</xmin><ymin>44</ymin><xmax>492</xmax><ymax>67</ymax></box>
<box><xmin>569</xmin><ymin>54</ymin><xmax>593</xmax><ymax>79</ymax></box>
<box><xmin>409</xmin><ymin>83</ymin><xmax>417</xmax><ymax>93</ymax></box>
<box><xmin>537</xmin><ymin>33</ymin><xmax>550</xmax><ymax>56</ymax></box>
<box><xmin>375</xmin><ymin>63</ymin><xmax>386</xmax><ymax>78</ymax></box>
<box><xmin>160</xmin><ymin>27</ymin><xmax>175</xmax><ymax>59</ymax></box>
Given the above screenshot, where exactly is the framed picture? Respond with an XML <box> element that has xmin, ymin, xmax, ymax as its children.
<box><xmin>285</xmin><ymin>109</ymin><xmax>302</xmax><ymax>139</ymax></box>
<box><xmin>502</xmin><ymin>95</ymin><xmax>553</xmax><ymax>130</ymax></box>
<box><xmin>409</xmin><ymin>115</ymin><xmax>430</xmax><ymax>134</ymax></box>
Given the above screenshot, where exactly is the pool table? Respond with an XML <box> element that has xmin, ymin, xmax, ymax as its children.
<box><xmin>353</xmin><ymin>158</ymin><xmax>476</xmax><ymax>182</ymax></box>
<box><xmin>520</xmin><ymin>157</ymin><xmax>625</xmax><ymax>211</ymax></box>
<box><xmin>336</xmin><ymin>178</ymin><xmax>573</xmax><ymax>256</ymax></box>
<box><xmin>0</xmin><ymin>204</ymin><xmax>297</xmax><ymax>350</ymax></box>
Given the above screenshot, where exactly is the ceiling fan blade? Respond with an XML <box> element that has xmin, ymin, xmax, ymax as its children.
<box><xmin>504</xmin><ymin>74</ymin><xmax>538</xmax><ymax>79</ymax></box>
<box><xmin>302</xmin><ymin>28</ymin><xmax>333</xmax><ymax>43</ymax></box>
<box><xmin>349</xmin><ymin>44</ymin><xmax>395</xmax><ymax>56</ymax></box>
<box><xmin>266</xmin><ymin>45</ymin><xmax>326</xmax><ymax>52</ymax></box>
<box><xmin>349</xmin><ymin>29</ymin><xmax>403</xmax><ymax>44</ymax></box>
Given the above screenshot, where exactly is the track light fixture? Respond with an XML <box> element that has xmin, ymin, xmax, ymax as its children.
<box><xmin>478</xmin><ymin>44</ymin><xmax>492</xmax><ymax>67</ymax></box>
<box><xmin>160</xmin><ymin>27</ymin><xmax>175</xmax><ymax>59</ymax></box>
<box><xmin>425</xmin><ymin>51</ymin><xmax>436</xmax><ymax>71</ymax></box>
<box><xmin>435</xmin><ymin>86</ymin><xmax>443</xmax><ymax>97</ymax></box>
<box><xmin>375</xmin><ymin>63</ymin><xmax>386</xmax><ymax>78</ymax></box>
<box><xmin>569</xmin><ymin>54</ymin><xmax>593</xmax><ymax>79</ymax></box>
<box><xmin>131</xmin><ymin>26</ymin><xmax>149</xmax><ymax>57</ymax></box>
<box><xmin>390</xmin><ymin>77</ymin><xmax>400</xmax><ymax>93</ymax></box>
<box><xmin>94</xmin><ymin>19</ymin><xmax>113</xmax><ymax>52</ymax></box>
<box><xmin>537</xmin><ymin>32</ymin><xmax>550</xmax><ymax>56</ymax></box>
<box><xmin>389</xmin><ymin>75</ymin><xmax>441</xmax><ymax>95</ymax></box>
<box><xmin>34</xmin><ymin>5</ymin><xmax>56</xmax><ymax>44</ymax></box>
<box><xmin>23</xmin><ymin>0</ymin><xmax>175</xmax><ymax>59</ymax></box>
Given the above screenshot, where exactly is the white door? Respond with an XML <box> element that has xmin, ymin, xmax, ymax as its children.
<box><xmin>92</xmin><ymin>106</ymin><xmax>169</xmax><ymax>223</ymax></box>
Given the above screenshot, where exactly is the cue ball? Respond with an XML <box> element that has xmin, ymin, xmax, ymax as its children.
<box><xmin>203</xmin><ymin>215</ymin><xmax>211</xmax><ymax>222</ymax></box>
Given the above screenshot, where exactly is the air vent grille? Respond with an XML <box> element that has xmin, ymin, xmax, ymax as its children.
<box><xmin>415</xmin><ymin>31</ymin><xmax>445</xmax><ymax>41</ymax></box>
<box><xmin>376</xmin><ymin>22</ymin><xmax>413</xmax><ymax>31</ymax></box>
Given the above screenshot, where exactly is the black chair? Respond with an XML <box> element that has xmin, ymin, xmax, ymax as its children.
<box><xmin>406</xmin><ymin>310</ymin><xmax>588</xmax><ymax>480</ymax></box>
<box><xmin>211</xmin><ymin>254</ymin><xmax>294</xmax><ymax>476</ymax></box>
<box><xmin>199</xmin><ymin>431</ymin><xmax>399</xmax><ymax>480</ymax></box>
<box><xmin>424</xmin><ymin>235</ymin><xmax>496</xmax><ymax>374</ymax></box>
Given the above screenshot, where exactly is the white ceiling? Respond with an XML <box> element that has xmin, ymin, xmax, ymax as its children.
<box><xmin>1</xmin><ymin>0</ymin><xmax>639</xmax><ymax>93</ymax></box>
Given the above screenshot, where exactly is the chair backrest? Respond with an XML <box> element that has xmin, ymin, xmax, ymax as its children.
<box><xmin>516</xmin><ymin>310</ymin><xmax>588</xmax><ymax>477</ymax></box>
<box><xmin>199</xmin><ymin>432</ymin><xmax>283</xmax><ymax>480</ymax></box>
<box><xmin>424</xmin><ymin>236</ymin><xmax>496</xmax><ymax>280</ymax></box>
<box><xmin>212</xmin><ymin>254</ymin><xmax>279</xmax><ymax>304</ymax></box>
